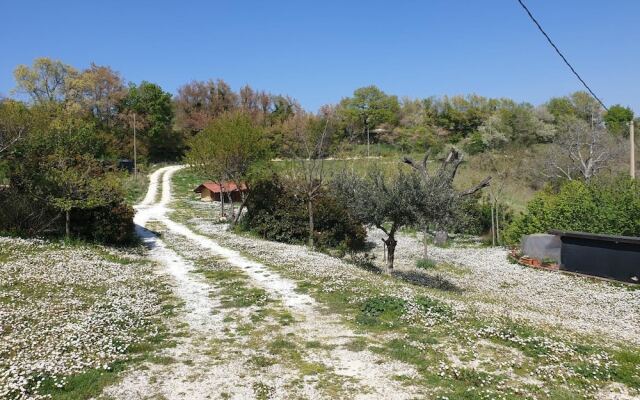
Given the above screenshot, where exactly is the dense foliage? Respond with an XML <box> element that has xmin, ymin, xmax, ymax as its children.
<box><xmin>505</xmin><ymin>176</ymin><xmax>640</xmax><ymax>244</ymax></box>
<box><xmin>238</xmin><ymin>175</ymin><xmax>366</xmax><ymax>251</ymax></box>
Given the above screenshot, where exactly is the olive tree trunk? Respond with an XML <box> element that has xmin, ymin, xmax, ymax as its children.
<box><xmin>384</xmin><ymin>235</ymin><xmax>397</xmax><ymax>270</ymax></box>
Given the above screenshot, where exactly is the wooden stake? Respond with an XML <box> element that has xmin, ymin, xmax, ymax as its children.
<box><xmin>133</xmin><ymin>113</ymin><xmax>137</xmax><ymax>178</ymax></box>
<box><xmin>631</xmin><ymin>121</ymin><xmax>636</xmax><ymax>179</ymax></box>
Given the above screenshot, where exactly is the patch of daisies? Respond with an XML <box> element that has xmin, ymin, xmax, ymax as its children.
<box><xmin>0</xmin><ymin>237</ymin><xmax>163</xmax><ymax>400</ymax></box>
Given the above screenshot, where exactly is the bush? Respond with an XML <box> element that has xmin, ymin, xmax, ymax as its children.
<box><xmin>464</xmin><ymin>131</ymin><xmax>487</xmax><ymax>155</ymax></box>
<box><xmin>73</xmin><ymin>201</ymin><xmax>136</xmax><ymax>245</ymax></box>
<box><xmin>239</xmin><ymin>175</ymin><xmax>366</xmax><ymax>250</ymax></box>
<box><xmin>416</xmin><ymin>258</ymin><xmax>437</xmax><ymax>269</ymax></box>
<box><xmin>505</xmin><ymin>175</ymin><xmax>640</xmax><ymax>244</ymax></box>
<box><xmin>357</xmin><ymin>296</ymin><xmax>407</xmax><ymax>326</ymax></box>
<box><xmin>0</xmin><ymin>188</ymin><xmax>58</xmax><ymax>236</ymax></box>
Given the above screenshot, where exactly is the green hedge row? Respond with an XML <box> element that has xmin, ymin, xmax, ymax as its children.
<box><xmin>505</xmin><ymin>175</ymin><xmax>640</xmax><ymax>244</ymax></box>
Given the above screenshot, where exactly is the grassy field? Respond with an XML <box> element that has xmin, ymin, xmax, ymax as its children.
<box><xmin>0</xmin><ymin>237</ymin><xmax>178</xmax><ymax>399</ymax></box>
<box><xmin>175</xmin><ymin>144</ymin><xmax>540</xmax><ymax>215</ymax></box>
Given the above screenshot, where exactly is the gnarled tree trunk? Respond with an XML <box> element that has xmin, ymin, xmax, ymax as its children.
<box><xmin>384</xmin><ymin>235</ymin><xmax>397</xmax><ymax>270</ymax></box>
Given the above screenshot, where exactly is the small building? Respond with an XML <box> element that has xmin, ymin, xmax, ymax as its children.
<box><xmin>194</xmin><ymin>181</ymin><xmax>247</xmax><ymax>203</ymax></box>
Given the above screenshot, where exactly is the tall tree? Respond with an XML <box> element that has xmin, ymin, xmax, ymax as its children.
<box><xmin>604</xmin><ymin>105</ymin><xmax>634</xmax><ymax>137</ymax></box>
<box><xmin>174</xmin><ymin>79</ymin><xmax>240</xmax><ymax>135</ymax></box>
<box><xmin>338</xmin><ymin>86</ymin><xmax>400</xmax><ymax>151</ymax></box>
<box><xmin>121</xmin><ymin>81</ymin><xmax>179</xmax><ymax>161</ymax></box>
<box><xmin>67</xmin><ymin>63</ymin><xmax>127</xmax><ymax>125</ymax></box>
<box><xmin>13</xmin><ymin>57</ymin><xmax>77</xmax><ymax>104</ymax></box>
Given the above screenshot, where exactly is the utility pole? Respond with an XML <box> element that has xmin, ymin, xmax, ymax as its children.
<box><xmin>366</xmin><ymin>125</ymin><xmax>370</xmax><ymax>158</ymax></box>
<box><xmin>631</xmin><ymin>121</ymin><xmax>636</xmax><ymax>179</ymax></box>
<box><xmin>133</xmin><ymin>113</ymin><xmax>137</xmax><ymax>178</ymax></box>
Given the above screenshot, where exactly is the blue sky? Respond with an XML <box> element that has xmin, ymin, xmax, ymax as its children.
<box><xmin>1</xmin><ymin>0</ymin><xmax>638</xmax><ymax>112</ymax></box>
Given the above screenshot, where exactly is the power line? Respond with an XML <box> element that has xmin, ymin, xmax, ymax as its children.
<box><xmin>516</xmin><ymin>0</ymin><xmax>608</xmax><ymax>111</ymax></box>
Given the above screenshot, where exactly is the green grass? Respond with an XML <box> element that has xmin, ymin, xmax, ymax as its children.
<box><xmin>196</xmin><ymin>267</ymin><xmax>270</xmax><ymax>308</ymax></box>
<box><xmin>415</xmin><ymin>258</ymin><xmax>437</xmax><ymax>269</ymax></box>
<box><xmin>38</xmin><ymin>362</ymin><xmax>130</xmax><ymax>400</ymax></box>
<box><xmin>172</xmin><ymin>167</ymin><xmax>209</xmax><ymax>200</ymax></box>
<box><xmin>122</xmin><ymin>173</ymin><xmax>149</xmax><ymax>205</ymax></box>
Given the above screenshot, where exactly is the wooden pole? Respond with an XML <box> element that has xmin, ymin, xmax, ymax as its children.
<box><xmin>133</xmin><ymin>113</ymin><xmax>137</xmax><ymax>178</ymax></box>
<box><xmin>631</xmin><ymin>121</ymin><xmax>636</xmax><ymax>179</ymax></box>
<box><xmin>367</xmin><ymin>125</ymin><xmax>370</xmax><ymax>158</ymax></box>
<box><xmin>491</xmin><ymin>202</ymin><xmax>496</xmax><ymax>247</ymax></box>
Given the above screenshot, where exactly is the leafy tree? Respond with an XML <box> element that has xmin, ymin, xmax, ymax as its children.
<box><xmin>0</xmin><ymin>99</ymin><xmax>30</xmax><ymax>157</ymax></box>
<box><xmin>67</xmin><ymin>63</ymin><xmax>127</xmax><ymax>126</ymax></box>
<box><xmin>45</xmin><ymin>155</ymin><xmax>119</xmax><ymax>237</ymax></box>
<box><xmin>338</xmin><ymin>86</ymin><xmax>400</xmax><ymax>151</ymax></box>
<box><xmin>6</xmin><ymin>113</ymin><xmax>126</xmax><ymax>239</ymax></box>
<box><xmin>425</xmin><ymin>95</ymin><xmax>498</xmax><ymax>140</ymax></box>
<box><xmin>604</xmin><ymin>104</ymin><xmax>634</xmax><ymax>136</ymax></box>
<box><xmin>477</xmin><ymin>102</ymin><xmax>555</xmax><ymax>148</ymax></box>
<box><xmin>173</xmin><ymin>79</ymin><xmax>240</xmax><ymax>135</ymax></box>
<box><xmin>240</xmin><ymin>174</ymin><xmax>366</xmax><ymax>250</ymax></box>
<box><xmin>270</xmin><ymin>95</ymin><xmax>298</xmax><ymax>125</ymax></box>
<box><xmin>13</xmin><ymin>57</ymin><xmax>77</xmax><ymax>104</ymax></box>
<box><xmin>120</xmin><ymin>81</ymin><xmax>180</xmax><ymax>161</ymax></box>
<box><xmin>334</xmin><ymin>169</ymin><xmax>424</xmax><ymax>270</ymax></box>
<box><xmin>546</xmin><ymin>92</ymin><xmax>605</xmax><ymax>125</ymax></box>
<box><xmin>186</xmin><ymin>111</ymin><xmax>269</xmax><ymax>223</ymax></box>
<box><xmin>546</xmin><ymin>97</ymin><xmax>576</xmax><ymax>122</ymax></box>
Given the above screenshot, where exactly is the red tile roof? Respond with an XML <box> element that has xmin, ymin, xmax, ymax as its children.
<box><xmin>194</xmin><ymin>181</ymin><xmax>247</xmax><ymax>193</ymax></box>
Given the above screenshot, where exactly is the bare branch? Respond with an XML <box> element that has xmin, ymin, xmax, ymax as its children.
<box><xmin>460</xmin><ymin>176</ymin><xmax>492</xmax><ymax>196</ymax></box>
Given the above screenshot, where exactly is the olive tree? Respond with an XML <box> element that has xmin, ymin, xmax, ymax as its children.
<box><xmin>336</xmin><ymin>147</ymin><xmax>490</xmax><ymax>270</ymax></box>
<box><xmin>402</xmin><ymin>148</ymin><xmax>491</xmax><ymax>258</ymax></box>
<box><xmin>334</xmin><ymin>169</ymin><xmax>424</xmax><ymax>270</ymax></box>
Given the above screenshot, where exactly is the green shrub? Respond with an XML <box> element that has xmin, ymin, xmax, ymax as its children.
<box><xmin>463</xmin><ymin>131</ymin><xmax>487</xmax><ymax>155</ymax></box>
<box><xmin>414</xmin><ymin>296</ymin><xmax>452</xmax><ymax>317</ymax></box>
<box><xmin>415</xmin><ymin>258</ymin><xmax>437</xmax><ymax>269</ymax></box>
<box><xmin>89</xmin><ymin>202</ymin><xmax>136</xmax><ymax>245</ymax></box>
<box><xmin>239</xmin><ymin>175</ymin><xmax>366</xmax><ymax>250</ymax></box>
<box><xmin>505</xmin><ymin>175</ymin><xmax>640</xmax><ymax>244</ymax></box>
<box><xmin>357</xmin><ymin>296</ymin><xmax>407</xmax><ymax>326</ymax></box>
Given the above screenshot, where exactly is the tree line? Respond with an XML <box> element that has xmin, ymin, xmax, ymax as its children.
<box><xmin>2</xmin><ymin>57</ymin><xmax>636</xmax><ymax>165</ymax></box>
<box><xmin>0</xmin><ymin>57</ymin><xmax>636</xmax><ymax>247</ymax></box>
